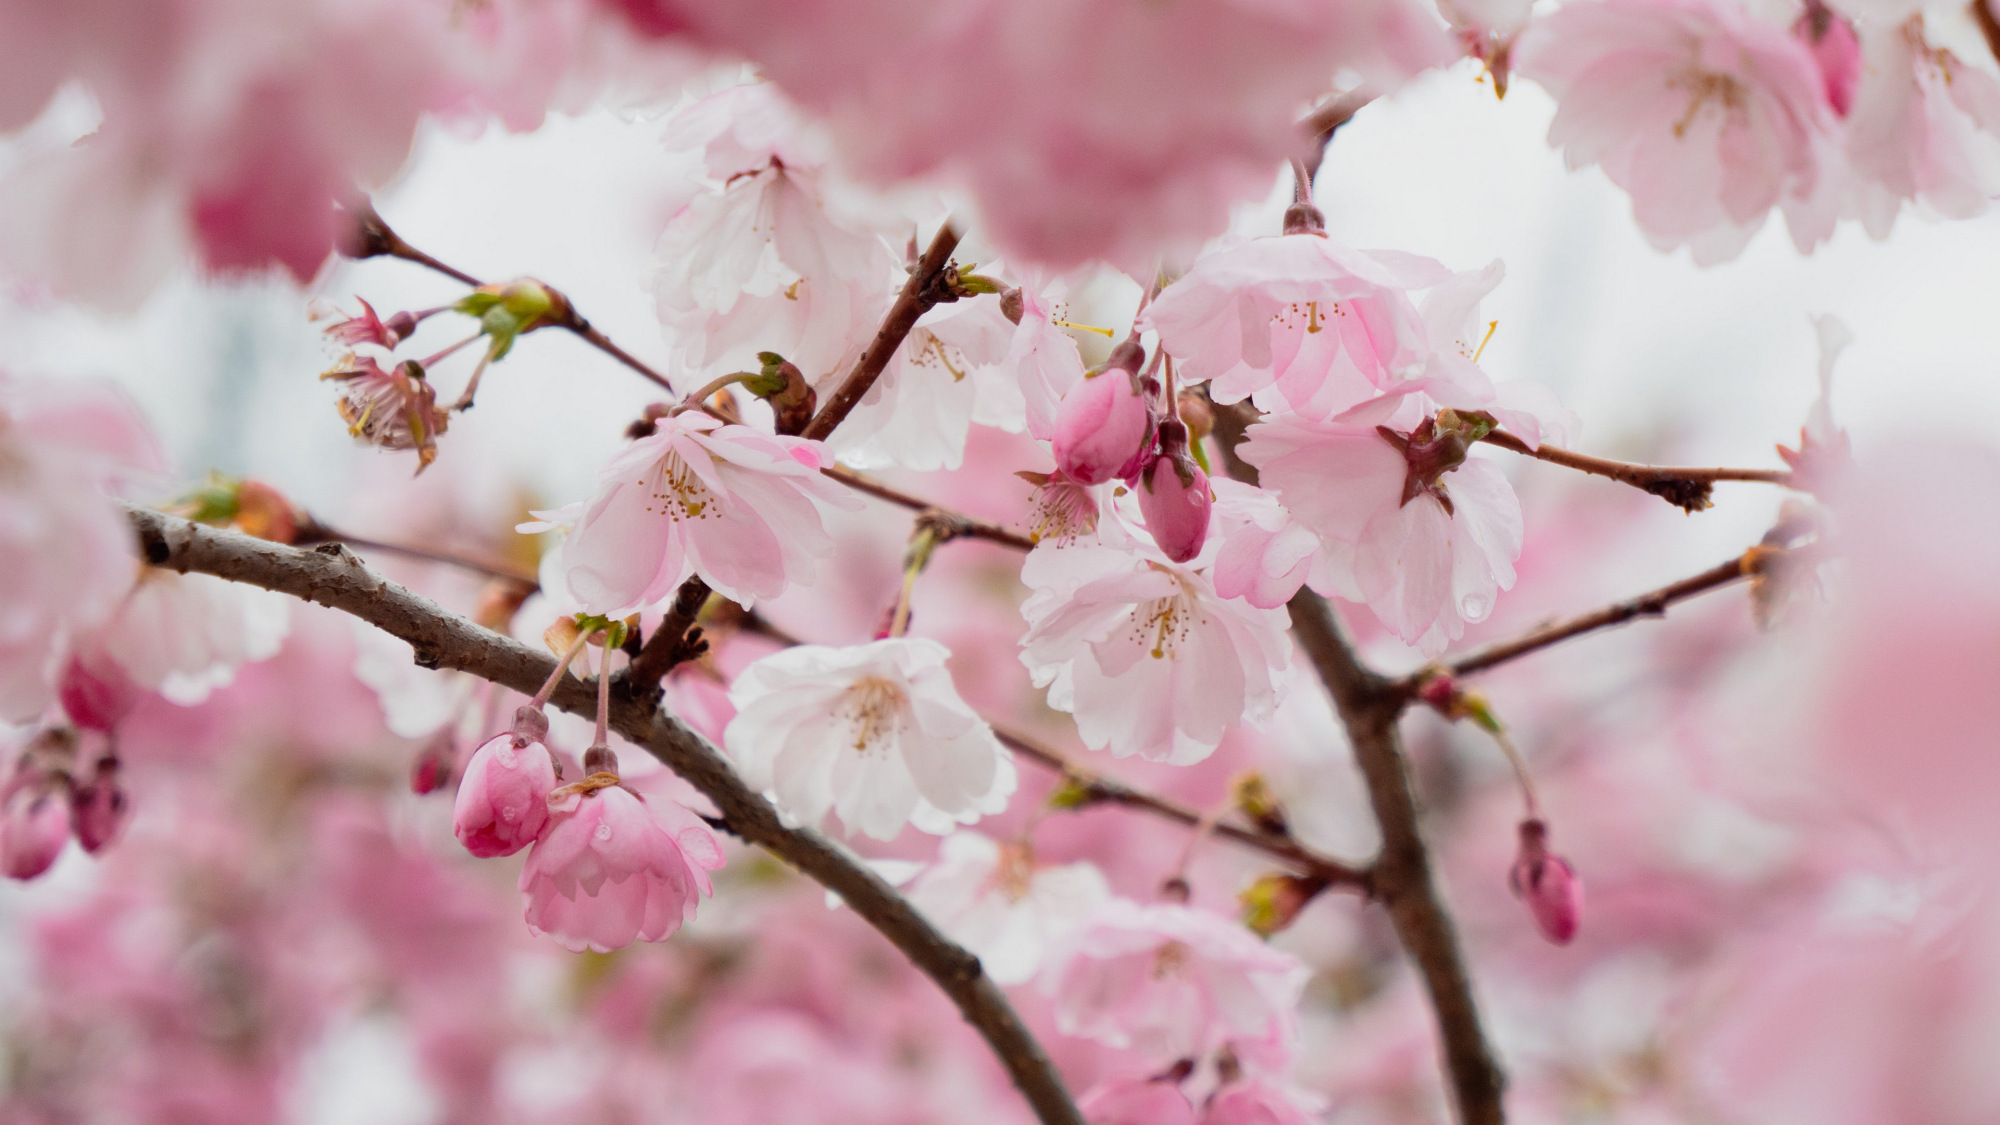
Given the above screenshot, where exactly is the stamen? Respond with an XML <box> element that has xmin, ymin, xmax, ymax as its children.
<box><xmin>1052</xmin><ymin>319</ymin><xmax>1115</xmax><ymax>338</ymax></box>
<box><xmin>1472</xmin><ymin>320</ymin><xmax>1498</xmax><ymax>363</ymax></box>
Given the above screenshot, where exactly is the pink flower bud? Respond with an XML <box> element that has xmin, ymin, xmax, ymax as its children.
<box><xmin>57</xmin><ymin>659</ymin><xmax>138</xmax><ymax>734</ymax></box>
<box><xmin>1053</xmin><ymin>370</ymin><xmax>1152</xmax><ymax>486</ymax></box>
<box><xmin>2</xmin><ymin>787</ymin><xmax>71</xmax><ymax>881</ymax></box>
<box><xmin>1793</xmin><ymin>0</ymin><xmax>1860</xmax><ymax>117</ymax></box>
<box><xmin>71</xmin><ymin>775</ymin><xmax>128</xmax><ymax>854</ymax></box>
<box><xmin>1137</xmin><ymin>426</ymin><xmax>1211</xmax><ymax>563</ymax></box>
<box><xmin>410</xmin><ymin>733</ymin><xmax>457</xmax><ymax>796</ymax></box>
<box><xmin>452</xmin><ymin>731</ymin><xmax>558</xmax><ymax>858</ymax></box>
<box><xmin>1509</xmin><ymin>819</ymin><xmax>1582</xmax><ymax>945</ymax></box>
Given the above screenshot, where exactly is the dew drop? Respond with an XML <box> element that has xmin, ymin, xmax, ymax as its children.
<box><xmin>500</xmin><ymin>804</ymin><xmax>520</xmax><ymax>823</ymax></box>
<box><xmin>496</xmin><ymin>744</ymin><xmax>518</xmax><ymax>768</ymax></box>
<box><xmin>1459</xmin><ymin>593</ymin><xmax>1492</xmax><ymax>621</ymax></box>
<box><xmin>594</xmin><ymin>823</ymin><xmax>613</xmax><ymax>841</ymax></box>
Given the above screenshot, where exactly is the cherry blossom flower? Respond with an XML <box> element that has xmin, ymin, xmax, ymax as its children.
<box><xmin>321</xmin><ymin>355</ymin><xmax>450</xmax><ymax>471</ymax></box>
<box><xmin>1053</xmin><ymin>366</ymin><xmax>1154</xmax><ymax>486</ymax></box>
<box><xmin>1242</xmin><ymin>409</ymin><xmax>1522</xmax><ymax>655</ymax></box>
<box><xmin>453</xmin><ymin>723</ymin><xmax>560</xmax><ymax>860</ymax></box>
<box><xmin>1412</xmin><ymin>260</ymin><xmax>1580</xmax><ymax>447</ymax></box>
<box><xmin>1793</xmin><ymin>0</ymin><xmax>1861</xmax><ymax>118</ymax></box>
<box><xmin>536</xmin><ymin>411</ymin><xmax>861</xmax><ymax>613</ymax></box>
<box><xmin>1004</xmin><ymin>278</ymin><xmax>1090</xmax><ymax>440</ymax></box>
<box><xmin>904</xmin><ymin>832</ymin><xmax>1110</xmax><ymax>984</ymax></box>
<box><xmin>1209</xmin><ymin>479</ymin><xmax>1320</xmax><ymax>610</ymax></box>
<box><xmin>1019</xmin><ymin>534</ymin><xmax>1291</xmax><ymax>764</ymax></box>
<box><xmin>1842</xmin><ymin>16</ymin><xmax>2000</xmax><ymax>236</ymax></box>
<box><xmin>1022</xmin><ymin>471</ymin><xmax>1106</xmax><ymax>546</ymax></box>
<box><xmin>724</xmin><ymin>639</ymin><xmax>1016</xmax><ymax>841</ymax></box>
<box><xmin>0</xmin><ymin>376</ymin><xmax>163</xmax><ymax>724</ymax></box>
<box><xmin>1144</xmin><ymin>236</ymin><xmax>1450</xmax><ymax>419</ymax></box>
<box><xmin>829</xmin><ymin>293</ymin><xmax>1026</xmax><ymax>471</ymax></box>
<box><xmin>320</xmin><ymin>298</ymin><xmax>418</xmax><ymax>350</ymax></box>
<box><xmin>72</xmin><ymin>571</ymin><xmax>291</xmax><ymax>705</ymax></box>
<box><xmin>1513</xmin><ymin>0</ymin><xmax>1844</xmax><ymax>263</ymax></box>
<box><xmin>1043</xmin><ymin>898</ymin><xmax>1309</xmax><ymax>1062</ymax></box>
<box><xmin>1078</xmin><ymin>1077</ymin><xmax>1198</xmax><ymax>1125</ymax></box>
<box><xmin>519</xmin><ymin>774</ymin><xmax>726</xmax><ymax>953</ymax></box>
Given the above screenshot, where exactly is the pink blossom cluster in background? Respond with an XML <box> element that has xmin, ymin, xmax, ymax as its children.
<box><xmin>2</xmin><ymin>0</ymin><xmax>1999</xmax><ymax>1122</ymax></box>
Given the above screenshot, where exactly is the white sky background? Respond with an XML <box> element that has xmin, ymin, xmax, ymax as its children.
<box><xmin>1</xmin><ymin>55</ymin><xmax>1998</xmax><ymax>1121</ymax></box>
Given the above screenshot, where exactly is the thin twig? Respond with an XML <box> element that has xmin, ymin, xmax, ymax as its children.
<box><xmin>125</xmin><ymin>506</ymin><xmax>1084</xmax><ymax>1125</ymax></box>
<box><xmin>293</xmin><ymin>520</ymin><xmax>537</xmax><ymax>587</ymax></box>
<box><xmin>1480</xmin><ymin>430</ymin><xmax>1791</xmax><ymax>513</ymax></box>
<box><xmin>1415</xmin><ymin>552</ymin><xmax>1760</xmax><ymax>685</ymax></box>
<box><xmin>1299</xmin><ymin>91</ymin><xmax>1375</xmax><ymax>180</ymax></box>
<box><xmin>802</xmin><ymin>224</ymin><xmax>963</xmax><ymax>442</ymax></box>
<box><xmin>824</xmin><ymin>466</ymin><xmax>1035</xmax><ymax>551</ymax></box>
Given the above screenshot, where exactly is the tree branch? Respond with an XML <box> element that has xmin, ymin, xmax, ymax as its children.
<box><xmin>124</xmin><ymin>506</ymin><xmax>1083</xmax><ymax>1125</ymax></box>
<box><xmin>802</xmin><ymin>224</ymin><xmax>963</xmax><ymax>442</ymax></box>
<box><xmin>825</xmin><ymin>466</ymin><xmax>1036</xmax><ymax>551</ymax></box>
<box><xmin>1480</xmin><ymin>430</ymin><xmax>1791</xmax><ymax>514</ymax></box>
<box><xmin>627</xmin><ymin>576</ymin><xmax>712</xmax><ymax>688</ymax></box>
<box><xmin>1286</xmin><ymin>592</ymin><xmax>1507</xmax><ymax>1125</ymax></box>
<box><xmin>1414</xmin><ymin>550</ymin><xmax>1765</xmax><ymax>685</ymax></box>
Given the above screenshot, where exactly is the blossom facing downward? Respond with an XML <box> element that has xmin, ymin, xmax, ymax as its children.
<box><xmin>1053</xmin><ymin>368</ymin><xmax>1153</xmax><ymax>486</ymax></box>
<box><xmin>725</xmin><ymin>639</ymin><xmax>1016</xmax><ymax>841</ymax></box>
<box><xmin>1043</xmin><ymin>898</ymin><xmax>1309</xmax><ymax>1062</ymax></box>
<box><xmin>321</xmin><ymin>355</ymin><xmax>449</xmax><ymax>470</ymax></box>
<box><xmin>1510</xmin><ymin>818</ymin><xmax>1583</xmax><ymax>944</ymax></box>
<box><xmin>541</xmin><ymin>411</ymin><xmax>861</xmax><ymax>614</ymax></box>
<box><xmin>905</xmin><ymin>832</ymin><xmax>1110</xmax><ymax>984</ymax></box>
<box><xmin>519</xmin><ymin>778</ymin><xmax>725</xmax><ymax>953</ymax></box>
<box><xmin>1208</xmin><ymin>479</ymin><xmax>1320</xmax><ymax>610</ymax></box>
<box><xmin>1019</xmin><ymin>537</ymin><xmax>1291</xmax><ymax>764</ymax></box>
<box><xmin>453</xmin><ymin>723</ymin><xmax>559</xmax><ymax>860</ymax></box>
<box><xmin>1513</xmin><ymin>0</ymin><xmax>1842</xmax><ymax>263</ymax></box>
<box><xmin>1136</xmin><ymin>422</ymin><xmax>1213</xmax><ymax>564</ymax></box>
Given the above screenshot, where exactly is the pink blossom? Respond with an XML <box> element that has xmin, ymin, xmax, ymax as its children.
<box><xmin>57</xmin><ymin>657</ymin><xmax>141</xmax><ymax>734</ymax></box>
<box><xmin>1043</xmin><ymin>898</ymin><xmax>1309</xmax><ymax>1061</ymax></box>
<box><xmin>1</xmin><ymin>784</ymin><xmax>70</xmax><ymax>881</ymax></box>
<box><xmin>1137</xmin><ymin>426</ymin><xmax>1213</xmax><ymax>565</ymax></box>
<box><xmin>1004</xmin><ymin>279</ymin><xmax>1090</xmax><ymax>440</ymax></box>
<box><xmin>453</xmin><ymin>726</ymin><xmax>559</xmax><ymax>859</ymax></box>
<box><xmin>1242</xmin><ymin>410</ymin><xmax>1522</xmax><ymax>655</ymax></box>
<box><xmin>73</xmin><ymin>571</ymin><xmax>291</xmax><ymax>705</ymax></box>
<box><xmin>70</xmin><ymin>762</ymin><xmax>128</xmax><ymax>855</ymax></box>
<box><xmin>725</xmin><ymin>639</ymin><xmax>1016</xmax><ymax>841</ymax></box>
<box><xmin>831</xmin><ymin>293</ymin><xmax>1026</xmax><ymax>472</ymax></box>
<box><xmin>0</xmin><ymin>376</ymin><xmax>162</xmax><ymax>724</ymax></box>
<box><xmin>321</xmin><ymin>355</ymin><xmax>450</xmax><ymax>471</ymax></box>
<box><xmin>1209</xmin><ymin>479</ymin><xmax>1319</xmax><ymax>610</ymax></box>
<box><xmin>1023</xmin><ymin>470</ymin><xmax>1105</xmax><ymax>546</ymax></box>
<box><xmin>321</xmin><ymin>297</ymin><xmax>418</xmax><ymax>350</ymax></box>
<box><xmin>1053</xmin><ymin>368</ymin><xmax>1153</xmax><ymax>486</ymax></box>
<box><xmin>1018</xmin><ymin>537</ymin><xmax>1292</xmax><ymax>764</ymax></box>
<box><xmin>1509</xmin><ymin>819</ymin><xmax>1584</xmax><ymax>945</ymax></box>
<box><xmin>1144</xmin><ymin>236</ymin><xmax>1448</xmax><ymax>419</ymax></box>
<box><xmin>1842</xmin><ymin>18</ymin><xmax>2000</xmax><ymax>236</ymax></box>
<box><xmin>1793</xmin><ymin>0</ymin><xmax>1861</xmax><ymax>118</ymax></box>
<box><xmin>904</xmin><ymin>832</ymin><xmax>1110</xmax><ymax>985</ymax></box>
<box><xmin>1202</xmin><ymin>1079</ymin><xmax>1323</xmax><ymax>1125</ymax></box>
<box><xmin>539</xmin><ymin>411</ymin><xmax>861</xmax><ymax>613</ymax></box>
<box><xmin>1079</xmin><ymin>1077</ymin><xmax>1198</xmax><ymax>1125</ymax></box>
<box><xmin>519</xmin><ymin>780</ymin><xmax>725</xmax><ymax>953</ymax></box>
<box><xmin>1513</xmin><ymin>0</ymin><xmax>1843</xmax><ymax>263</ymax></box>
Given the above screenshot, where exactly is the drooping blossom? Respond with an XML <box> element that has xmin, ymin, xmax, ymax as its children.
<box><xmin>453</xmin><ymin>715</ymin><xmax>560</xmax><ymax>859</ymax></box>
<box><xmin>1053</xmin><ymin>365</ymin><xmax>1154</xmax><ymax>486</ymax></box>
<box><xmin>660</xmin><ymin>0</ymin><xmax>1450</xmax><ymax>269</ymax></box>
<box><xmin>725</xmin><ymin>639</ymin><xmax>1017</xmax><ymax>841</ymax></box>
<box><xmin>1209</xmin><ymin>479</ymin><xmax>1320</xmax><ymax>610</ymax></box>
<box><xmin>518</xmin><ymin>772</ymin><xmax>726</xmax><ymax>953</ymax></box>
<box><xmin>534</xmin><ymin>411</ymin><xmax>861</xmax><ymax>613</ymax></box>
<box><xmin>0</xmin><ymin>376</ymin><xmax>164</xmax><ymax>724</ymax></box>
<box><xmin>1842</xmin><ymin>17</ymin><xmax>2000</xmax><ymax>236</ymax></box>
<box><xmin>653</xmin><ymin>84</ymin><xmax>900</xmax><ymax>384</ymax></box>
<box><xmin>1242</xmin><ymin>409</ymin><xmax>1522</xmax><ymax>655</ymax></box>
<box><xmin>1509</xmin><ymin>818</ymin><xmax>1584</xmax><ymax>944</ymax></box>
<box><xmin>1078</xmin><ymin>1077</ymin><xmax>1198</xmax><ymax>1125</ymax></box>
<box><xmin>1144</xmin><ymin>236</ymin><xmax>1451</xmax><ymax>419</ymax></box>
<box><xmin>904</xmin><ymin>832</ymin><xmax>1110</xmax><ymax>984</ymax></box>
<box><xmin>1021</xmin><ymin>470</ymin><xmax>1105</xmax><ymax>546</ymax></box>
<box><xmin>830</xmin><ymin>293</ymin><xmax>1026</xmax><ymax>471</ymax></box>
<box><xmin>1043</xmin><ymin>898</ymin><xmax>1310</xmax><ymax>1062</ymax></box>
<box><xmin>321</xmin><ymin>355</ymin><xmax>450</xmax><ymax>470</ymax></box>
<box><xmin>1513</xmin><ymin>0</ymin><xmax>1844</xmax><ymax>264</ymax></box>
<box><xmin>71</xmin><ymin>571</ymin><xmax>291</xmax><ymax>705</ymax></box>
<box><xmin>1137</xmin><ymin>420</ymin><xmax>1213</xmax><ymax>564</ymax></box>
<box><xmin>1019</xmin><ymin>532</ymin><xmax>1292</xmax><ymax>764</ymax></box>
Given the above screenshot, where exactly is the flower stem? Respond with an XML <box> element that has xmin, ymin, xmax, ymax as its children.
<box><xmin>591</xmin><ymin>640</ymin><xmax>612</xmax><ymax>753</ymax></box>
<box><xmin>1486</xmin><ymin>725</ymin><xmax>1540</xmax><ymax>820</ymax></box>
<box><xmin>528</xmin><ymin>630</ymin><xmax>594</xmax><ymax>710</ymax></box>
<box><xmin>670</xmin><ymin>371</ymin><xmax>758</xmax><ymax>416</ymax></box>
<box><xmin>419</xmin><ymin>332</ymin><xmax>483</xmax><ymax>369</ymax></box>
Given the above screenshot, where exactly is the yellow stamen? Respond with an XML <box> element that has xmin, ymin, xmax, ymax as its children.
<box><xmin>1053</xmin><ymin>319</ymin><xmax>1115</xmax><ymax>338</ymax></box>
<box><xmin>1472</xmin><ymin>320</ymin><xmax>1499</xmax><ymax>363</ymax></box>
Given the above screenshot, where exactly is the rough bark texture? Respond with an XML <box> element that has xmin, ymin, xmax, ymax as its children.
<box><xmin>126</xmin><ymin>506</ymin><xmax>1084</xmax><ymax>1125</ymax></box>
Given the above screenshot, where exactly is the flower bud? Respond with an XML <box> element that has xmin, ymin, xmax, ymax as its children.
<box><xmin>410</xmin><ymin>732</ymin><xmax>457</xmax><ymax>795</ymax></box>
<box><xmin>71</xmin><ymin>761</ymin><xmax>128</xmax><ymax>854</ymax></box>
<box><xmin>1509</xmin><ymin>819</ymin><xmax>1582</xmax><ymax>945</ymax></box>
<box><xmin>1053</xmin><ymin>370</ymin><xmax>1152</xmax><ymax>486</ymax></box>
<box><xmin>2</xmin><ymin>786</ymin><xmax>71</xmax><ymax>880</ymax></box>
<box><xmin>452</xmin><ymin>730</ymin><xmax>558</xmax><ymax>858</ymax></box>
<box><xmin>1240</xmin><ymin>872</ymin><xmax>1327</xmax><ymax>936</ymax></box>
<box><xmin>1793</xmin><ymin>0</ymin><xmax>1860</xmax><ymax>118</ymax></box>
<box><xmin>1138</xmin><ymin>422</ymin><xmax>1211</xmax><ymax>563</ymax></box>
<box><xmin>57</xmin><ymin>659</ymin><xmax>138</xmax><ymax>734</ymax></box>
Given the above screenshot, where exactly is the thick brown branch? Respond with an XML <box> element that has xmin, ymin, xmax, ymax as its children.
<box><xmin>825</xmin><ymin>466</ymin><xmax>1036</xmax><ymax>552</ymax></box>
<box><xmin>1420</xmin><ymin>552</ymin><xmax>1758</xmax><ymax>684</ymax></box>
<box><xmin>627</xmin><ymin>577</ymin><xmax>712</xmax><ymax>688</ymax></box>
<box><xmin>125</xmin><ymin>507</ymin><xmax>1083</xmax><ymax>1125</ymax></box>
<box><xmin>992</xmin><ymin>728</ymin><xmax>1370</xmax><ymax>891</ymax></box>
<box><xmin>338</xmin><ymin>200</ymin><xmax>679</xmax><ymax>395</ymax></box>
<box><xmin>1287</xmin><ymin>592</ymin><xmax>1507</xmax><ymax>1125</ymax></box>
<box><xmin>802</xmin><ymin>224</ymin><xmax>963</xmax><ymax>442</ymax></box>
<box><xmin>1480</xmin><ymin>430</ymin><xmax>1791</xmax><ymax>513</ymax></box>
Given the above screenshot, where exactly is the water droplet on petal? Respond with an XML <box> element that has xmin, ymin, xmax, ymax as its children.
<box><xmin>1460</xmin><ymin>593</ymin><xmax>1492</xmax><ymax>621</ymax></box>
<box><xmin>500</xmin><ymin>804</ymin><xmax>519</xmax><ymax>823</ymax></box>
<box><xmin>496</xmin><ymin>744</ymin><xmax>518</xmax><ymax>768</ymax></box>
<box><xmin>594</xmin><ymin>823</ymin><xmax>612</xmax><ymax>841</ymax></box>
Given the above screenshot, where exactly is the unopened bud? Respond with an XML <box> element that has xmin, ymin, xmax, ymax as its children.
<box><xmin>454</xmin><ymin>729</ymin><xmax>557</xmax><ymax>858</ymax></box>
<box><xmin>1240</xmin><ymin>872</ymin><xmax>1328</xmax><ymax>937</ymax></box>
<box><xmin>1138</xmin><ymin>422</ymin><xmax>1211</xmax><ymax>563</ymax></box>
<box><xmin>410</xmin><ymin>732</ymin><xmax>457</xmax><ymax>795</ymax></box>
<box><xmin>1229</xmin><ymin>772</ymin><xmax>1288</xmax><ymax>836</ymax></box>
<box><xmin>748</xmin><ymin>352</ymin><xmax>816</xmax><ymax>436</ymax></box>
<box><xmin>1053</xmin><ymin>371</ymin><xmax>1153</xmax><ymax>486</ymax></box>
<box><xmin>1</xmin><ymin>786</ymin><xmax>70</xmax><ymax>880</ymax></box>
<box><xmin>58</xmin><ymin>659</ymin><xmax>137</xmax><ymax>734</ymax></box>
<box><xmin>1509</xmin><ymin>819</ymin><xmax>1582</xmax><ymax>945</ymax></box>
<box><xmin>1000</xmin><ymin>288</ymin><xmax>1025</xmax><ymax>325</ymax></box>
<box><xmin>71</xmin><ymin>760</ymin><xmax>128</xmax><ymax>854</ymax></box>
